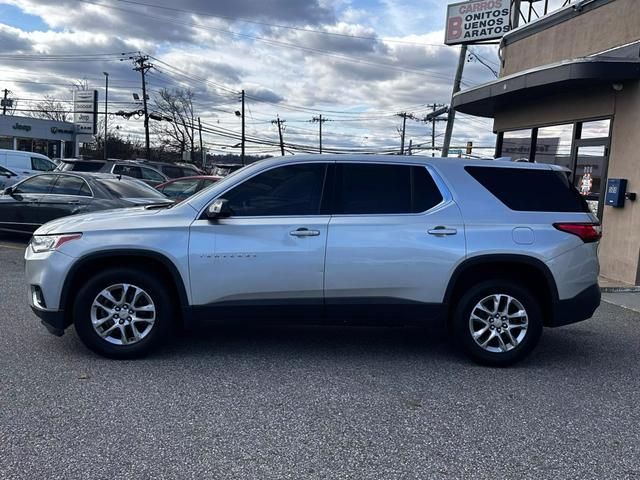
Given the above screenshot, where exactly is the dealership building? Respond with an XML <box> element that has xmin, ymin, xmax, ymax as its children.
<box><xmin>453</xmin><ymin>0</ymin><xmax>640</xmax><ymax>285</ymax></box>
<box><xmin>0</xmin><ymin>114</ymin><xmax>77</xmax><ymax>159</ymax></box>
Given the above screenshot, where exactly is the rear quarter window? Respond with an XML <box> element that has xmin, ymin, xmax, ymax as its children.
<box><xmin>465</xmin><ymin>166</ymin><xmax>590</xmax><ymax>213</ymax></box>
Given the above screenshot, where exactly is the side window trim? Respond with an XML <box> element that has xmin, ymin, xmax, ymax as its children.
<box><xmin>200</xmin><ymin>161</ymin><xmax>334</xmax><ymax>219</ymax></box>
<box><xmin>330</xmin><ymin>162</ymin><xmax>450</xmax><ymax>217</ymax></box>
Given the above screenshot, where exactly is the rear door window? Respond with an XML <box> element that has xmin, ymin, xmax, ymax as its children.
<box><xmin>50</xmin><ymin>175</ymin><xmax>92</xmax><ymax>196</ymax></box>
<box><xmin>162</xmin><ymin>165</ymin><xmax>184</xmax><ymax>178</ymax></box>
<box><xmin>334</xmin><ymin>163</ymin><xmax>443</xmax><ymax>215</ymax></box>
<box><xmin>465</xmin><ymin>166</ymin><xmax>590</xmax><ymax>212</ymax></box>
<box><xmin>141</xmin><ymin>167</ymin><xmax>165</xmax><ymax>182</ymax></box>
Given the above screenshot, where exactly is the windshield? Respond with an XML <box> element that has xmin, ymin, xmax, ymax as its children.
<box><xmin>97</xmin><ymin>178</ymin><xmax>168</xmax><ymax>199</ymax></box>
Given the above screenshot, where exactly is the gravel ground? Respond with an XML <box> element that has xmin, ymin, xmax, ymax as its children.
<box><xmin>1</xmin><ymin>237</ymin><xmax>639</xmax><ymax>480</ymax></box>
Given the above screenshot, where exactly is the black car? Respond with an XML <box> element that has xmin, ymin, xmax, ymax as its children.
<box><xmin>56</xmin><ymin>159</ymin><xmax>168</xmax><ymax>187</ymax></box>
<box><xmin>0</xmin><ymin>172</ymin><xmax>171</xmax><ymax>234</ymax></box>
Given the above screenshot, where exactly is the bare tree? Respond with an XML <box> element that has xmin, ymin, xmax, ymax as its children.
<box><xmin>27</xmin><ymin>94</ymin><xmax>71</xmax><ymax>122</ymax></box>
<box><xmin>152</xmin><ymin>88</ymin><xmax>196</xmax><ymax>160</ymax></box>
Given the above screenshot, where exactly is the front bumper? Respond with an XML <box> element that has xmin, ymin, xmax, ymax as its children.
<box><xmin>30</xmin><ymin>306</ymin><xmax>68</xmax><ymax>336</ymax></box>
<box><xmin>549</xmin><ymin>283</ymin><xmax>601</xmax><ymax>327</ymax></box>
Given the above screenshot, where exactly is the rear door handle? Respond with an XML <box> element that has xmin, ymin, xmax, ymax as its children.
<box><xmin>290</xmin><ymin>228</ymin><xmax>320</xmax><ymax>237</ymax></box>
<box><xmin>428</xmin><ymin>226</ymin><xmax>457</xmax><ymax>236</ymax></box>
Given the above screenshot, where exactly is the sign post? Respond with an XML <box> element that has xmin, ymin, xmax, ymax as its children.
<box><xmin>442</xmin><ymin>0</ymin><xmax>512</xmax><ymax>157</ymax></box>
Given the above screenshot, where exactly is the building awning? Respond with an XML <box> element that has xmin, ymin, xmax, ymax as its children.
<box><xmin>452</xmin><ymin>57</ymin><xmax>640</xmax><ymax>118</ymax></box>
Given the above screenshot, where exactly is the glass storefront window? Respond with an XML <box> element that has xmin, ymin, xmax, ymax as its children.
<box><xmin>536</xmin><ymin>124</ymin><xmax>573</xmax><ymax>169</ymax></box>
<box><xmin>33</xmin><ymin>139</ymin><xmax>47</xmax><ymax>155</ymax></box>
<box><xmin>501</xmin><ymin>129</ymin><xmax>532</xmax><ymax>161</ymax></box>
<box><xmin>16</xmin><ymin>138</ymin><xmax>32</xmax><ymax>151</ymax></box>
<box><xmin>0</xmin><ymin>136</ymin><xmax>12</xmax><ymax>149</ymax></box>
<box><xmin>580</xmin><ymin>119</ymin><xmax>611</xmax><ymax>139</ymax></box>
<box><xmin>574</xmin><ymin>145</ymin><xmax>607</xmax><ymax>217</ymax></box>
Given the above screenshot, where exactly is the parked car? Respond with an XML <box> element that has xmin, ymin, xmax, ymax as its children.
<box><xmin>56</xmin><ymin>159</ymin><xmax>168</xmax><ymax>187</ymax></box>
<box><xmin>0</xmin><ymin>149</ymin><xmax>56</xmax><ymax>175</ymax></box>
<box><xmin>145</xmin><ymin>161</ymin><xmax>204</xmax><ymax>179</ymax></box>
<box><xmin>0</xmin><ymin>165</ymin><xmax>30</xmax><ymax>189</ymax></box>
<box><xmin>155</xmin><ymin>175</ymin><xmax>222</xmax><ymax>201</ymax></box>
<box><xmin>0</xmin><ymin>172</ymin><xmax>171</xmax><ymax>234</ymax></box>
<box><xmin>25</xmin><ymin>155</ymin><xmax>601</xmax><ymax>365</ymax></box>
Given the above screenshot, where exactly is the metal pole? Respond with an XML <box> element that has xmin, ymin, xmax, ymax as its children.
<box><xmin>198</xmin><ymin>117</ymin><xmax>204</xmax><ymax>168</ymax></box>
<box><xmin>241</xmin><ymin>89</ymin><xmax>245</xmax><ymax>166</ymax></box>
<box><xmin>2</xmin><ymin>89</ymin><xmax>8</xmax><ymax>115</ymax></box>
<box><xmin>442</xmin><ymin>44</ymin><xmax>467</xmax><ymax>157</ymax></box>
<box><xmin>103</xmin><ymin>72</ymin><xmax>109</xmax><ymax>160</ymax></box>
<box><xmin>319</xmin><ymin>114</ymin><xmax>323</xmax><ymax>154</ymax></box>
<box><xmin>141</xmin><ymin>66</ymin><xmax>150</xmax><ymax>160</ymax></box>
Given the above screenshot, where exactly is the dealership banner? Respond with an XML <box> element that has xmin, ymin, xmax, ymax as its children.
<box><xmin>445</xmin><ymin>0</ymin><xmax>511</xmax><ymax>45</ymax></box>
<box><xmin>73</xmin><ymin>89</ymin><xmax>98</xmax><ymax>136</ymax></box>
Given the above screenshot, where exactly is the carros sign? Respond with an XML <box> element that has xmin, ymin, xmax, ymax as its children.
<box><xmin>445</xmin><ymin>0</ymin><xmax>511</xmax><ymax>45</ymax></box>
<box><xmin>73</xmin><ymin>89</ymin><xmax>98</xmax><ymax>136</ymax></box>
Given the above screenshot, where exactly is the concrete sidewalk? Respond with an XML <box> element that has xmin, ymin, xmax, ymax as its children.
<box><xmin>602</xmin><ymin>292</ymin><xmax>640</xmax><ymax>314</ymax></box>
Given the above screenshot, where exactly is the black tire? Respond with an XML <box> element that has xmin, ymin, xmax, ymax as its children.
<box><xmin>73</xmin><ymin>268</ymin><xmax>172</xmax><ymax>359</ymax></box>
<box><xmin>451</xmin><ymin>280</ymin><xmax>543</xmax><ymax>367</ymax></box>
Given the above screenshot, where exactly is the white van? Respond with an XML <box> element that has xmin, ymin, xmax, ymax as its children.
<box><xmin>0</xmin><ymin>149</ymin><xmax>56</xmax><ymax>176</ymax></box>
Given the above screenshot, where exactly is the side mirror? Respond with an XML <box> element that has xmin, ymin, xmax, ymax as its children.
<box><xmin>205</xmin><ymin>198</ymin><xmax>232</xmax><ymax>220</ymax></box>
<box><xmin>3</xmin><ymin>186</ymin><xmax>15</xmax><ymax>196</ymax></box>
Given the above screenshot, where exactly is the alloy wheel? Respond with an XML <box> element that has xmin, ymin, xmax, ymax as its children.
<box><xmin>90</xmin><ymin>283</ymin><xmax>156</xmax><ymax>346</ymax></box>
<box><xmin>469</xmin><ymin>294</ymin><xmax>528</xmax><ymax>353</ymax></box>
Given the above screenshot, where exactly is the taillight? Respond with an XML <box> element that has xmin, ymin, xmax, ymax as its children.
<box><xmin>553</xmin><ymin>223</ymin><xmax>601</xmax><ymax>243</ymax></box>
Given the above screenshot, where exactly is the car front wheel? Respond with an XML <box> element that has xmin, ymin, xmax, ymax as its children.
<box><xmin>73</xmin><ymin>268</ymin><xmax>171</xmax><ymax>359</ymax></box>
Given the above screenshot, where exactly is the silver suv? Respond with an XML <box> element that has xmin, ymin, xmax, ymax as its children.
<box><xmin>25</xmin><ymin>155</ymin><xmax>601</xmax><ymax>366</ymax></box>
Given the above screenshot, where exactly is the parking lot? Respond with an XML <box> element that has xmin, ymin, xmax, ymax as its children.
<box><xmin>1</xmin><ymin>236</ymin><xmax>639</xmax><ymax>479</ymax></box>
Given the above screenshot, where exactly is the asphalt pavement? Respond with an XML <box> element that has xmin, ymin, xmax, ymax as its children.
<box><xmin>1</xmin><ymin>236</ymin><xmax>639</xmax><ymax>480</ymax></box>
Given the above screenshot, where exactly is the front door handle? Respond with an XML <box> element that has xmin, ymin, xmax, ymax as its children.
<box><xmin>290</xmin><ymin>228</ymin><xmax>320</xmax><ymax>237</ymax></box>
<box><xmin>428</xmin><ymin>226</ymin><xmax>457</xmax><ymax>236</ymax></box>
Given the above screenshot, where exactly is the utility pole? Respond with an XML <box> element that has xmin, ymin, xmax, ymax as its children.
<box><xmin>424</xmin><ymin>103</ymin><xmax>448</xmax><ymax>157</ymax></box>
<box><xmin>311</xmin><ymin>115</ymin><xmax>329</xmax><ymax>154</ymax></box>
<box><xmin>396</xmin><ymin>112</ymin><xmax>415</xmax><ymax>155</ymax></box>
<box><xmin>198</xmin><ymin>117</ymin><xmax>204</xmax><ymax>169</ymax></box>
<box><xmin>103</xmin><ymin>72</ymin><xmax>109</xmax><ymax>160</ymax></box>
<box><xmin>2</xmin><ymin>89</ymin><xmax>9</xmax><ymax>115</ymax></box>
<box><xmin>272</xmin><ymin>116</ymin><xmax>286</xmax><ymax>156</ymax></box>
<box><xmin>128</xmin><ymin>53</ymin><xmax>153</xmax><ymax>160</ymax></box>
<box><xmin>442</xmin><ymin>44</ymin><xmax>467</xmax><ymax>157</ymax></box>
<box><xmin>241</xmin><ymin>90</ymin><xmax>245</xmax><ymax>166</ymax></box>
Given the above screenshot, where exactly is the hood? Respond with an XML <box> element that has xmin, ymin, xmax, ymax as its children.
<box><xmin>123</xmin><ymin>197</ymin><xmax>174</xmax><ymax>205</ymax></box>
<box><xmin>35</xmin><ymin>206</ymin><xmax>166</xmax><ymax>235</ymax></box>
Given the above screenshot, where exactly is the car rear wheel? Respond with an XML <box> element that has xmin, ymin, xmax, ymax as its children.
<box><xmin>73</xmin><ymin>268</ymin><xmax>171</xmax><ymax>358</ymax></box>
<box><xmin>452</xmin><ymin>280</ymin><xmax>543</xmax><ymax>366</ymax></box>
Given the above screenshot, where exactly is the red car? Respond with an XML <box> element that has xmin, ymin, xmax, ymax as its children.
<box><xmin>155</xmin><ymin>175</ymin><xmax>222</xmax><ymax>201</ymax></box>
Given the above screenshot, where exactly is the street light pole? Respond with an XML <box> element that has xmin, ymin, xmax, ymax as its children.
<box><xmin>103</xmin><ymin>72</ymin><xmax>109</xmax><ymax>160</ymax></box>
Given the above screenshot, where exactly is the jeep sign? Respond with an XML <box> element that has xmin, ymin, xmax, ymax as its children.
<box><xmin>73</xmin><ymin>89</ymin><xmax>98</xmax><ymax>136</ymax></box>
<box><xmin>445</xmin><ymin>0</ymin><xmax>511</xmax><ymax>45</ymax></box>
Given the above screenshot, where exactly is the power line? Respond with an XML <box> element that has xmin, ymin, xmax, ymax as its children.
<box><xmin>110</xmin><ymin>0</ymin><xmax>455</xmax><ymax>48</ymax></box>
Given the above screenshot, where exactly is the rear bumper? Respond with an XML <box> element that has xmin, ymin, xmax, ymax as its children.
<box><xmin>549</xmin><ymin>283</ymin><xmax>601</xmax><ymax>327</ymax></box>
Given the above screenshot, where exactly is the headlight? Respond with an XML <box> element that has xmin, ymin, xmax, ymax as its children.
<box><xmin>30</xmin><ymin>233</ymin><xmax>82</xmax><ymax>253</ymax></box>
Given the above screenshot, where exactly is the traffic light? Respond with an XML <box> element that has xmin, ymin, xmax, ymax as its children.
<box><xmin>466</xmin><ymin>141</ymin><xmax>473</xmax><ymax>155</ymax></box>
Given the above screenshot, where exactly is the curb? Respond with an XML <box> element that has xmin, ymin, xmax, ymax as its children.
<box><xmin>600</xmin><ymin>286</ymin><xmax>640</xmax><ymax>293</ymax></box>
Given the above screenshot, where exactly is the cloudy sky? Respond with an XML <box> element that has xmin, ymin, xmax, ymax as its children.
<box><xmin>0</xmin><ymin>0</ymin><xmax>569</xmax><ymax>157</ymax></box>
